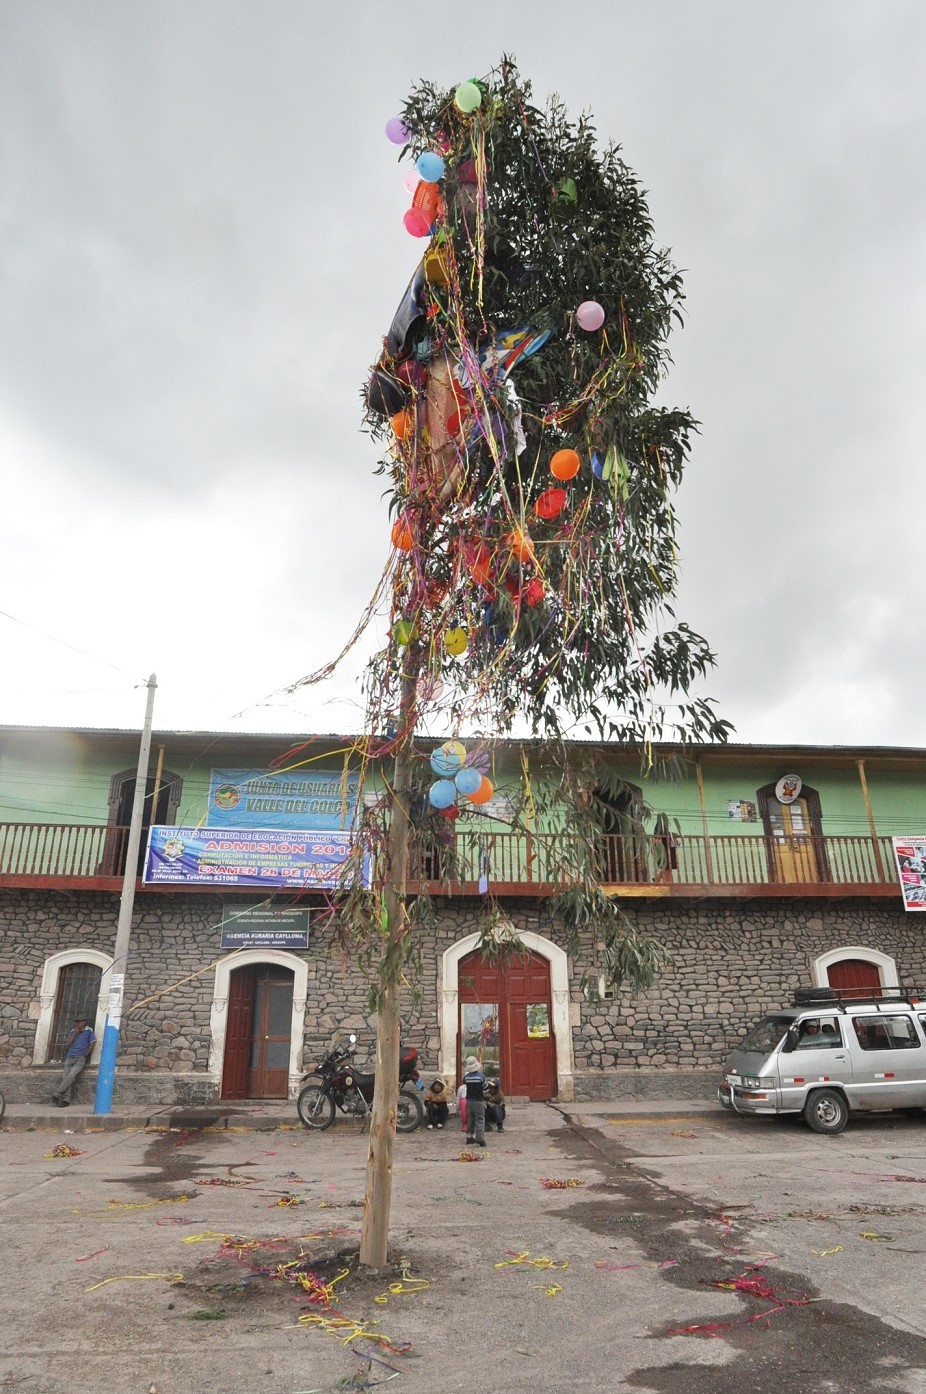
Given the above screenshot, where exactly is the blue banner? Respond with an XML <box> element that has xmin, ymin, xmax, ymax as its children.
<box><xmin>207</xmin><ymin>768</ymin><xmax>359</xmax><ymax>830</ymax></box>
<box><xmin>143</xmin><ymin>826</ymin><xmax>366</xmax><ymax>888</ymax></box>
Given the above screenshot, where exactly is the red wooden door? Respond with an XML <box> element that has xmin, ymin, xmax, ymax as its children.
<box><xmin>222</xmin><ymin>967</ymin><xmax>255</xmax><ymax>1099</ymax></box>
<box><xmin>827</xmin><ymin>959</ymin><xmax>882</xmax><ymax>998</ymax></box>
<box><xmin>248</xmin><ymin>968</ymin><xmax>294</xmax><ymax>1098</ymax></box>
<box><xmin>458</xmin><ymin>949</ymin><xmax>556</xmax><ymax>1100</ymax></box>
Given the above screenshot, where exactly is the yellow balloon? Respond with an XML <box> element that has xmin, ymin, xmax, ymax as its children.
<box><xmin>444</xmin><ymin>627</ymin><xmax>468</xmax><ymax>656</ymax></box>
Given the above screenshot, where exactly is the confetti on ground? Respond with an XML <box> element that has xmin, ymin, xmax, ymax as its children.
<box><xmin>458</xmin><ymin>1151</ymin><xmax>482</xmax><ymax>1163</ymax></box>
<box><xmin>879</xmin><ymin>1175</ymin><xmax>926</xmax><ymax>1184</ymax></box>
<box><xmin>811</xmin><ymin>1246</ymin><xmax>844</xmax><ymax>1257</ymax></box>
<box><xmin>272</xmin><ymin>1195</ymin><xmax>303</xmax><ymax>1207</ymax></box>
<box><xmin>373</xmin><ymin>1264</ymin><xmax>430</xmax><ymax>1305</ymax></box>
<box><xmin>496</xmin><ymin>1251</ymin><xmax>568</xmax><ymax>1272</ymax></box>
<box><xmin>530</xmin><ymin>1282</ymin><xmax>564</xmax><ymax>1297</ymax></box>
<box><xmin>73</xmin><ymin>1196</ymin><xmax>191</xmax><ymax>1216</ymax></box>
<box><xmin>539</xmin><ymin>1178</ymin><xmax>584</xmax><ymax>1189</ymax></box>
<box><xmin>859</xmin><ymin>1231</ymin><xmax>894</xmax><ymax>1242</ymax></box>
<box><xmin>199</xmin><ymin>1176</ymin><xmax>252</xmax><ymax>1188</ymax></box>
<box><xmin>45</xmin><ymin>1144</ymin><xmax>84</xmax><ymax>1158</ymax></box>
<box><xmin>664</xmin><ymin>1266</ymin><xmax>816</xmax><ymax>1337</ymax></box>
<box><xmin>75</xmin><ymin>1246</ymin><xmax>110</xmax><ymax>1262</ymax></box>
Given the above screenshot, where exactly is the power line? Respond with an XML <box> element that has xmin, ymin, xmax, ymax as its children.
<box><xmin>0</xmin><ymin>607</ymin><xmax>143</xmax><ymax>682</ymax></box>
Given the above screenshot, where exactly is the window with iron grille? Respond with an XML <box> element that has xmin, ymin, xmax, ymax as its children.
<box><xmin>48</xmin><ymin>963</ymin><xmax>101</xmax><ymax>1062</ymax></box>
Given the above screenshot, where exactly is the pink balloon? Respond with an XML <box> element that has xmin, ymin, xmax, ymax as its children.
<box><xmin>403</xmin><ymin>207</ymin><xmax>432</xmax><ymax>238</ymax></box>
<box><xmin>576</xmin><ymin>300</ymin><xmax>605</xmax><ymax>331</ymax></box>
<box><xmin>403</xmin><ymin>169</ymin><xmax>420</xmax><ymax>194</ymax></box>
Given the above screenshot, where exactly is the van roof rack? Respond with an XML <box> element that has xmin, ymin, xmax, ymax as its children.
<box><xmin>791</xmin><ymin>985</ymin><xmax>923</xmax><ymax>1012</ymax></box>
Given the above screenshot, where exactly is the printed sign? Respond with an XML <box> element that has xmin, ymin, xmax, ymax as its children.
<box><xmin>221</xmin><ymin>907</ymin><xmax>311</xmax><ymax>949</ymax></box>
<box><xmin>892</xmin><ymin>838</ymin><xmax>926</xmax><ymax>912</ymax></box>
<box><xmin>144</xmin><ymin>826</ymin><xmax>367</xmax><ymax>889</ymax></box>
<box><xmin>208</xmin><ymin>769</ymin><xmax>359</xmax><ymax>830</ymax></box>
<box><xmin>727</xmin><ymin>799</ymin><xmax>757</xmax><ymax>823</ymax></box>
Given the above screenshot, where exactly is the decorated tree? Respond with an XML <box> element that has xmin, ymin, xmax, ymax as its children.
<box><xmin>290</xmin><ymin>59</ymin><xmax>728</xmax><ymax>1267</ymax></box>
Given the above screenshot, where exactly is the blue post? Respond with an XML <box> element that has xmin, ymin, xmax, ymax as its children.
<box><xmin>94</xmin><ymin>1018</ymin><xmax>120</xmax><ymax>1114</ymax></box>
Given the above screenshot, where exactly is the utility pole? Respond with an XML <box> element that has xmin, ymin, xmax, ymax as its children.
<box><xmin>94</xmin><ymin>673</ymin><xmax>157</xmax><ymax>1115</ymax></box>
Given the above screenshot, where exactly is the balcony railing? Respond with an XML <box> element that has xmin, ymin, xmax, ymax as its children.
<box><xmin>0</xmin><ymin>822</ymin><xmax>897</xmax><ymax>897</ymax></box>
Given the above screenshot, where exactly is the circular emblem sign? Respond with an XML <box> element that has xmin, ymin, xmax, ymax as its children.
<box><xmin>775</xmin><ymin>774</ymin><xmax>803</xmax><ymax>804</ymax></box>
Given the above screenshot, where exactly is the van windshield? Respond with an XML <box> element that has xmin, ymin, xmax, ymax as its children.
<box><xmin>738</xmin><ymin>1016</ymin><xmax>791</xmax><ymax>1054</ymax></box>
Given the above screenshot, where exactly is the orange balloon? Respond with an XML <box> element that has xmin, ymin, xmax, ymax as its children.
<box><xmin>467</xmin><ymin>775</ymin><xmax>494</xmax><ymax>805</ymax></box>
<box><xmin>469</xmin><ymin>544</ymin><xmax>494</xmax><ymax>587</ymax></box>
<box><xmin>391</xmin><ymin>408</ymin><xmax>414</xmax><ymax>440</ymax></box>
<box><xmin>550</xmin><ymin>449</ymin><xmax>580</xmax><ymax>481</ymax></box>
<box><xmin>507</xmin><ymin>528</ymin><xmax>535</xmax><ymax>564</ymax></box>
<box><xmin>391</xmin><ymin>517</ymin><xmax>415</xmax><ymax>551</ymax></box>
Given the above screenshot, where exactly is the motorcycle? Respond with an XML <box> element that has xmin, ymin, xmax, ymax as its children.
<box><xmin>296</xmin><ymin>1032</ymin><xmax>424</xmax><ymax>1132</ymax></box>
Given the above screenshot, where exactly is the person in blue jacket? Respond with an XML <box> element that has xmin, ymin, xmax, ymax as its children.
<box><xmin>51</xmin><ymin>1014</ymin><xmax>96</xmax><ymax>1107</ymax></box>
<box><xmin>463</xmin><ymin>1056</ymin><xmax>487</xmax><ymax>1147</ymax></box>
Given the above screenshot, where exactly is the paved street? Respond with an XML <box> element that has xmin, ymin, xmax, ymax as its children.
<box><xmin>2</xmin><ymin>1102</ymin><xmax>926</xmax><ymax>1393</ymax></box>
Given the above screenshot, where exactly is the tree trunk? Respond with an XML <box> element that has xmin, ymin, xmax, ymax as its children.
<box><xmin>359</xmin><ymin>665</ymin><xmax>418</xmax><ymax>1269</ymax></box>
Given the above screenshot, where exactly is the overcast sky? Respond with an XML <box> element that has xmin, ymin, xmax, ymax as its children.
<box><xmin>1</xmin><ymin>1</ymin><xmax>923</xmax><ymax>746</ymax></box>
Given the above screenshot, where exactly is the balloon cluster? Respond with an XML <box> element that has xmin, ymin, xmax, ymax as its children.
<box><xmin>427</xmin><ymin>740</ymin><xmax>493</xmax><ymax>819</ymax></box>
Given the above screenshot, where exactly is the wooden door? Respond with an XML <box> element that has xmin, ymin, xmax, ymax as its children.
<box><xmin>768</xmin><ymin>797</ymin><xmax>819</xmax><ymax>883</ymax></box>
<box><xmin>827</xmin><ymin>959</ymin><xmax>882</xmax><ymax>999</ymax></box>
<box><xmin>248</xmin><ymin>968</ymin><xmax>294</xmax><ymax>1098</ymax></box>
<box><xmin>222</xmin><ymin>966</ymin><xmax>255</xmax><ymax>1099</ymax></box>
<box><xmin>458</xmin><ymin>949</ymin><xmax>556</xmax><ymax>1100</ymax></box>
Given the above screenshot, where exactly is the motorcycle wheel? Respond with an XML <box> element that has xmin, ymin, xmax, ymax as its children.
<box><xmin>297</xmin><ymin>1085</ymin><xmax>335</xmax><ymax>1131</ymax></box>
<box><xmin>396</xmin><ymin>1089</ymin><xmax>424</xmax><ymax>1133</ymax></box>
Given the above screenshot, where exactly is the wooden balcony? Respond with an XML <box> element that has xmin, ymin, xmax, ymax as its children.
<box><xmin>0</xmin><ymin>822</ymin><xmax>900</xmax><ymax>900</ymax></box>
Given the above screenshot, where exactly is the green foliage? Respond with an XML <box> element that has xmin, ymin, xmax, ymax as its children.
<box><xmin>367</xmin><ymin>57</ymin><xmax>730</xmax><ymax>749</ymax></box>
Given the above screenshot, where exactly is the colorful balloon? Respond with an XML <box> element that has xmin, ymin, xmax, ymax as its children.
<box><xmin>534</xmin><ymin>487</ymin><xmax>568</xmax><ymax>520</ymax></box>
<box><xmin>428</xmin><ymin>779</ymin><xmax>457</xmax><ymax>809</ymax></box>
<box><xmin>454</xmin><ymin>766</ymin><xmax>482</xmax><ymax>796</ymax></box>
<box><xmin>393</xmin><ymin>618</ymin><xmax>417</xmax><ymax>646</ymax></box>
<box><xmin>466</xmin><ymin>776</ymin><xmax>494</xmax><ymax>805</ymax></box>
<box><xmin>391</xmin><ymin>408</ymin><xmax>414</xmax><ymax>440</ymax></box>
<box><xmin>440</xmin><ymin>802</ymin><xmax>460</xmax><ymax>819</ymax></box>
<box><xmin>430</xmin><ymin>740</ymin><xmax>466</xmax><ymax>776</ymax></box>
<box><xmin>403</xmin><ymin>169</ymin><xmax>420</xmax><ymax>194</ymax></box>
<box><xmin>550</xmin><ymin>449</ymin><xmax>580</xmax><ymax>481</ymax></box>
<box><xmin>524</xmin><ymin>577</ymin><xmax>545</xmax><ymax>607</ymax></box>
<box><xmin>455</xmin><ymin>81</ymin><xmax>483</xmax><ymax>114</ymax></box>
<box><xmin>391</xmin><ymin>516</ymin><xmax>415</xmax><ymax>551</ymax></box>
<box><xmin>576</xmin><ymin>300</ymin><xmax>605</xmax><ymax>331</ymax></box>
<box><xmin>507</xmin><ymin>528</ymin><xmax>535</xmax><ymax>563</ymax></box>
<box><xmin>403</xmin><ymin>207</ymin><xmax>432</xmax><ymax>238</ymax></box>
<box><xmin>444</xmin><ymin>627</ymin><xmax>468</xmax><ymax>656</ymax></box>
<box><xmin>416</xmin><ymin>152</ymin><xmax>446</xmax><ymax>183</ymax></box>
<box><xmin>385</xmin><ymin>117</ymin><xmax>409</xmax><ymax>145</ymax></box>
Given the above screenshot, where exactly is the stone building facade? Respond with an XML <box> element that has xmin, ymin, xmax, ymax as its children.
<box><xmin>1</xmin><ymin>886</ymin><xmax>921</xmax><ymax>1105</ymax></box>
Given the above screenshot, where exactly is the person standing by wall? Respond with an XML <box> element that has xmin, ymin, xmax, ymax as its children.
<box><xmin>51</xmin><ymin>1014</ymin><xmax>96</xmax><ymax>1107</ymax></box>
<box><xmin>463</xmin><ymin>1055</ymin><xmax>486</xmax><ymax>1147</ymax></box>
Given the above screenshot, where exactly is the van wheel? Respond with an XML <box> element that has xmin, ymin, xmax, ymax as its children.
<box><xmin>804</xmin><ymin>1089</ymin><xmax>848</xmax><ymax>1135</ymax></box>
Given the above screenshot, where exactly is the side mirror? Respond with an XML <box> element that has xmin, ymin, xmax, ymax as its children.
<box><xmin>782</xmin><ymin>1027</ymin><xmax>799</xmax><ymax>1053</ymax></box>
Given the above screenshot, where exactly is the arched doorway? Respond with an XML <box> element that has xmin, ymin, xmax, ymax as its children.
<box><xmin>209</xmin><ymin>949</ymin><xmax>309</xmax><ymax>1100</ymax></box>
<box><xmin>813</xmin><ymin>947</ymin><xmax>898</xmax><ymax>999</ymax></box>
<box><xmin>222</xmin><ymin>964</ymin><xmax>295</xmax><ymax>1099</ymax></box>
<box><xmin>458</xmin><ymin>947</ymin><xmax>556</xmax><ymax>1099</ymax></box>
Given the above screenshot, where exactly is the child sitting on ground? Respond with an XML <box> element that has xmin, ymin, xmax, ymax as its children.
<box><xmin>424</xmin><ymin>1078</ymin><xmax>449</xmax><ymax>1129</ymax></box>
<box><xmin>485</xmin><ymin>1079</ymin><xmax>506</xmax><ymax>1133</ymax></box>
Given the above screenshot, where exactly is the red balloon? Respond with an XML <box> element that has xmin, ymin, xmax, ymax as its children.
<box><xmin>440</xmin><ymin>803</ymin><xmax>460</xmax><ymax>819</ymax></box>
<box><xmin>534</xmin><ymin>487</ymin><xmax>568</xmax><ymax>520</ymax></box>
<box><xmin>403</xmin><ymin>207</ymin><xmax>432</xmax><ymax>238</ymax></box>
<box><xmin>524</xmin><ymin>577</ymin><xmax>545</xmax><ymax>607</ymax></box>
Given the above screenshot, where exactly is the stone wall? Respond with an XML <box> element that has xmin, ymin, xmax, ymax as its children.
<box><xmin>1</xmin><ymin>888</ymin><xmax>922</xmax><ymax>1103</ymax></box>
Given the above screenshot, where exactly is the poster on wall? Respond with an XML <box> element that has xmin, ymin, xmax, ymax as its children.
<box><xmin>220</xmin><ymin>906</ymin><xmax>312</xmax><ymax>949</ymax></box>
<box><xmin>207</xmin><ymin>769</ymin><xmax>359</xmax><ymax>830</ymax></box>
<box><xmin>144</xmin><ymin>826</ymin><xmax>369</xmax><ymax>889</ymax></box>
<box><xmin>892</xmin><ymin>838</ymin><xmax>926</xmax><ymax>912</ymax></box>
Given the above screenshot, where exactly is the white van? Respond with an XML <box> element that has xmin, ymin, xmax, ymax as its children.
<box><xmin>718</xmin><ymin>987</ymin><xmax>926</xmax><ymax>1134</ymax></box>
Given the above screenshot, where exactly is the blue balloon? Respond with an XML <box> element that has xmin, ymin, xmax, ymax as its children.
<box><xmin>454</xmin><ymin>766</ymin><xmax>482</xmax><ymax>796</ymax></box>
<box><xmin>430</xmin><ymin>742</ymin><xmax>464</xmax><ymax>776</ymax></box>
<box><xmin>429</xmin><ymin>779</ymin><xmax>457</xmax><ymax>809</ymax></box>
<box><xmin>591</xmin><ymin>451</ymin><xmax>604</xmax><ymax>478</ymax></box>
<box><xmin>416</xmin><ymin>152</ymin><xmax>446</xmax><ymax>183</ymax></box>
